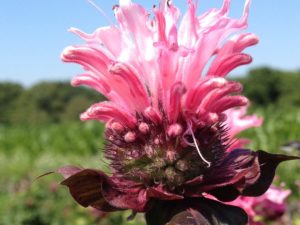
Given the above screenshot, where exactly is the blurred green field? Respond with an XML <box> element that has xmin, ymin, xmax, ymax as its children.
<box><xmin>1</xmin><ymin>106</ymin><xmax>300</xmax><ymax>225</ymax></box>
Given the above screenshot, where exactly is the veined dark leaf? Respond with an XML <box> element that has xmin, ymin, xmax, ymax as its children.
<box><xmin>242</xmin><ymin>150</ymin><xmax>300</xmax><ymax>196</ymax></box>
<box><xmin>207</xmin><ymin>149</ymin><xmax>300</xmax><ymax>201</ymax></box>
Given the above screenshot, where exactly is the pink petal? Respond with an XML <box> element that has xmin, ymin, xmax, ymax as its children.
<box><xmin>184</xmin><ymin>77</ymin><xmax>227</xmax><ymax>113</ymax></box>
<box><xmin>168</xmin><ymin>82</ymin><xmax>186</xmax><ymax>123</ymax></box>
<box><xmin>80</xmin><ymin>101</ymin><xmax>137</xmax><ymax>128</ymax></box>
<box><xmin>209</xmin><ymin>96</ymin><xmax>249</xmax><ymax>113</ymax></box>
<box><xmin>109</xmin><ymin>62</ymin><xmax>150</xmax><ymax>111</ymax></box>
<box><xmin>178</xmin><ymin>0</ymin><xmax>198</xmax><ymax>47</ymax></box>
<box><xmin>207</xmin><ymin>53</ymin><xmax>252</xmax><ymax>77</ymax></box>
<box><xmin>182</xmin><ymin>0</ymin><xmax>252</xmax><ymax>89</ymax></box>
<box><xmin>115</xmin><ymin>1</ymin><xmax>154</xmax><ymax>61</ymax></box>
<box><xmin>226</xmin><ymin>106</ymin><xmax>263</xmax><ymax>138</ymax></box>
<box><xmin>197</xmin><ymin>82</ymin><xmax>243</xmax><ymax>113</ymax></box>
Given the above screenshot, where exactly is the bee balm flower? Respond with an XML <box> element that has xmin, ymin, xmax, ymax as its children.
<box><xmin>59</xmin><ymin>0</ymin><xmax>299</xmax><ymax>224</ymax></box>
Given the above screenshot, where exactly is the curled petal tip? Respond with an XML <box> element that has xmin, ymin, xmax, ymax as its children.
<box><xmin>70</xmin><ymin>77</ymin><xmax>80</xmax><ymax>87</ymax></box>
<box><xmin>210</xmin><ymin>77</ymin><xmax>227</xmax><ymax>87</ymax></box>
<box><xmin>246</xmin><ymin>33</ymin><xmax>259</xmax><ymax>44</ymax></box>
<box><xmin>80</xmin><ymin>112</ymin><xmax>89</xmax><ymax>121</ymax></box>
<box><xmin>68</xmin><ymin>27</ymin><xmax>78</xmax><ymax>33</ymax></box>
<box><xmin>60</xmin><ymin>46</ymin><xmax>76</xmax><ymax>61</ymax></box>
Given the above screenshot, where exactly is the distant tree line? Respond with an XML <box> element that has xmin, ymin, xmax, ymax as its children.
<box><xmin>0</xmin><ymin>67</ymin><xmax>299</xmax><ymax>125</ymax></box>
<box><xmin>0</xmin><ymin>82</ymin><xmax>104</xmax><ymax>125</ymax></box>
<box><xmin>236</xmin><ymin>67</ymin><xmax>300</xmax><ymax>107</ymax></box>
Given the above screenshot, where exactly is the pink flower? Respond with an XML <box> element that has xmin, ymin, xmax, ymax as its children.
<box><xmin>62</xmin><ymin>0</ymin><xmax>256</xmax><ymax>127</ymax></box>
<box><xmin>58</xmin><ymin>1</ymin><xmax>299</xmax><ymax>224</ymax></box>
<box><xmin>228</xmin><ymin>185</ymin><xmax>291</xmax><ymax>225</ymax></box>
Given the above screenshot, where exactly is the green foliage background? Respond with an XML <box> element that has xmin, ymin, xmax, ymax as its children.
<box><xmin>1</xmin><ymin>67</ymin><xmax>300</xmax><ymax>225</ymax></box>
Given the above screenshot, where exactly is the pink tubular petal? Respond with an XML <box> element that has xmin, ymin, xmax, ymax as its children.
<box><xmin>207</xmin><ymin>53</ymin><xmax>252</xmax><ymax>77</ymax></box>
<box><xmin>80</xmin><ymin>102</ymin><xmax>137</xmax><ymax>128</ymax></box>
<box><xmin>184</xmin><ymin>78</ymin><xmax>227</xmax><ymax>112</ymax></box>
<box><xmin>233</xmin><ymin>33</ymin><xmax>259</xmax><ymax>53</ymax></box>
<box><xmin>207</xmin><ymin>33</ymin><xmax>258</xmax><ymax>77</ymax></box>
<box><xmin>209</xmin><ymin>96</ymin><xmax>249</xmax><ymax>113</ymax></box>
<box><xmin>226</xmin><ymin>106</ymin><xmax>263</xmax><ymax>138</ymax></box>
<box><xmin>168</xmin><ymin>82</ymin><xmax>186</xmax><ymax>123</ymax></box>
<box><xmin>62</xmin><ymin>46</ymin><xmax>122</xmax><ymax>103</ymax></box>
<box><xmin>71</xmin><ymin>73</ymin><xmax>111</xmax><ymax>96</ymax></box>
<box><xmin>220</xmin><ymin>0</ymin><xmax>231</xmax><ymax>15</ymax></box>
<box><xmin>61</xmin><ymin>45</ymin><xmax>112</xmax><ymax>73</ymax></box>
<box><xmin>153</xmin><ymin>5</ymin><xmax>167</xmax><ymax>45</ymax></box>
<box><xmin>63</xmin><ymin>46</ymin><xmax>149</xmax><ymax>112</ymax></box>
<box><xmin>157</xmin><ymin>49</ymin><xmax>178</xmax><ymax>94</ymax></box>
<box><xmin>92</xmin><ymin>26</ymin><xmax>123</xmax><ymax>57</ymax></box>
<box><xmin>144</xmin><ymin>107</ymin><xmax>162</xmax><ymax>124</ymax></box>
<box><xmin>178</xmin><ymin>0</ymin><xmax>198</xmax><ymax>47</ymax></box>
<box><xmin>115</xmin><ymin>1</ymin><xmax>154</xmax><ymax>61</ymax></box>
<box><xmin>157</xmin><ymin>0</ymin><xmax>180</xmax><ymax>44</ymax></box>
<box><xmin>70</xmin><ymin>26</ymin><xmax>123</xmax><ymax>58</ymax></box>
<box><xmin>197</xmin><ymin>81</ymin><xmax>242</xmax><ymax>113</ymax></box>
<box><xmin>69</xmin><ymin>27</ymin><xmax>93</xmax><ymax>41</ymax></box>
<box><xmin>242</xmin><ymin>0</ymin><xmax>251</xmax><ymax>25</ymax></box>
<box><xmin>167</xmin><ymin>25</ymin><xmax>179</xmax><ymax>51</ymax></box>
<box><xmin>109</xmin><ymin>62</ymin><xmax>150</xmax><ymax>111</ymax></box>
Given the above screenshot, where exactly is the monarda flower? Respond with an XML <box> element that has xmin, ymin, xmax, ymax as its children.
<box><xmin>58</xmin><ymin>0</ymin><xmax>298</xmax><ymax>224</ymax></box>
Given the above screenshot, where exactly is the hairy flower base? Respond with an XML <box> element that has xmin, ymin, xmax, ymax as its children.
<box><xmin>58</xmin><ymin>150</ymin><xmax>298</xmax><ymax>223</ymax></box>
<box><xmin>106</xmin><ymin>119</ymin><xmax>228</xmax><ymax>191</ymax></box>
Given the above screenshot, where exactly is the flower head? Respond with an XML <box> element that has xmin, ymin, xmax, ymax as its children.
<box><xmin>59</xmin><ymin>0</ymin><xmax>299</xmax><ymax>224</ymax></box>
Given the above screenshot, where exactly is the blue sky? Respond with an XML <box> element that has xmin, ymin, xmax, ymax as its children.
<box><xmin>0</xmin><ymin>0</ymin><xmax>300</xmax><ymax>86</ymax></box>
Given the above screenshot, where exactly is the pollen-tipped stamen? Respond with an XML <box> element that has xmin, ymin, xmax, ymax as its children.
<box><xmin>190</xmin><ymin>127</ymin><xmax>212</xmax><ymax>168</ymax></box>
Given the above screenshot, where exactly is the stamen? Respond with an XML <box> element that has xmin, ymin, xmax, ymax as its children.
<box><xmin>189</xmin><ymin>127</ymin><xmax>211</xmax><ymax>168</ymax></box>
<box><xmin>87</xmin><ymin>0</ymin><xmax>114</xmax><ymax>25</ymax></box>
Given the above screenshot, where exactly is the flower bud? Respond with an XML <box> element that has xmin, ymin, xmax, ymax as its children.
<box><xmin>167</xmin><ymin>123</ymin><xmax>183</xmax><ymax>138</ymax></box>
<box><xmin>111</xmin><ymin>122</ymin><xmax>125</xmax><ymax>133</ymax></box>
<box><xmin>124</xmin><ymin>131</ymin><xmax>136</xmax><ymax>143</ymax></box>
<box><xmin>139</xmin><ymin>122</ymin><xmax>150</xmax><ymax>134</ymax></box>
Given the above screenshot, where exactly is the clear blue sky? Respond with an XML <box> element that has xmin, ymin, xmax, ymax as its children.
<box><xmin>1</xmin><ymin>0</ymin><xmax>300</xmax><ymax>86</ymax></box>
